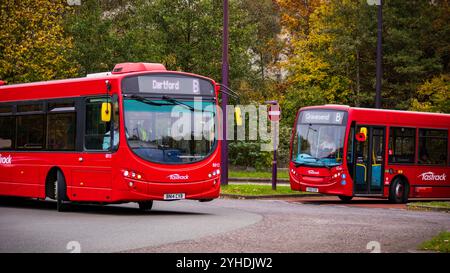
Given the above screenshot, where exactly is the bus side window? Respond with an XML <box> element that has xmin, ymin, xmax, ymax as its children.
<box><xmin>47</xmin><ymin>101</ymin><xmax>76</xmax><ymax>151</ymax></box>
<box><xmin>111</xmin><ymin>97</ymin><xmax>120</xmax><ymax>151</ymax></box>
<box><xmin>418</xmin><ymin>129</ymin><xmax>448</xmax><ymax>165</ymax></box>
<box><xmin>85</xmin><ymin>98</ymin><xmax>111</xmax><ymax>151</ymax></box>
<box><xmin>388</xmin><ymin>127</ymin><xmax>415</xmax><ymax>164</ymax></box>
<box><xmin>0</xmin><ymin>114</ymin><xmax>15</xmax><ymax>150</ymax></box>
<box><xmin>347</xmin><ymin>127</ymin><xmax>354</xmax><ymax>163</ymax></box>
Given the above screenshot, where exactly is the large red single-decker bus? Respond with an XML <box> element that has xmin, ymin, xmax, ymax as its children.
<box><xmin>0</xmin><ymin>62</ymin><xmax>221</xmax><ymax>211</ymax></box>
<box><xmin>289</xmin><ymin>105</ymin><xmax>449</xmax><ymax>203</ymax></box>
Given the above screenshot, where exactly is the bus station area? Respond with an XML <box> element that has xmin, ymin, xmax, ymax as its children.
<box><xmin>1</xmin><ymin>196</ymin><xmax>449</xmax><ymax>253</ymax></box>
<box><xmin>1</xmin><ymin>1</ymin><xmax>449</xmax><ymax>258</ymax></box>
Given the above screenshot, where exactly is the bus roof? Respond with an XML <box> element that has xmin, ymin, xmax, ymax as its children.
<box><xmin>0</xmin><ymin>63</ymin><xmax>216</xmax><ymax>102</ymax></box>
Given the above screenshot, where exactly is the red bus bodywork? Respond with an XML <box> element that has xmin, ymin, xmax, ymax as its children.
<box><xmin>0</xmin><ymin>63</ymin><xmax>221</xmax><ymax>205</ymax></box>
<box><xmin>289</xmin><ymin>105</ymin><xmax>450</xmax><ymax>202</ymax></box>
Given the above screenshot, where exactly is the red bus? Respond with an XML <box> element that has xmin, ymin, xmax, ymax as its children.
<box><xmin>0</xmin><ymin>62</ymin><xmax>221</xmax><ymax>211</ymax></box>
<box><xmin>289</xmin><ymin>105</ymin><xmax>450</xmax><ymax>203</ymax></box>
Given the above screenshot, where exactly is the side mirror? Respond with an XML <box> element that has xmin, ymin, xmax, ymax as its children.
<box><xmin>101</xmin><ymin>102</ymin><xmax>111</xmax><ymax>122</ymax></box>
<box><xmin>356</xmin><ymin>127</ymin><xmax>367</xmax><ymax>142</ymax></box>
<box><xmin>235</xmin><ymin>106</ymin><xmax>243</xmax><ymax>126</ymax></box>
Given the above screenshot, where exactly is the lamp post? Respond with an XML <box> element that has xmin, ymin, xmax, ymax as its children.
<box><xmin>375</xmin><ymin>0</ymin><xmax>383</xmax><ymax>109</ymax></box>
<box><xmin>221</xmin><ymin>0</ymin><xmax>229</xmax><ymax>185</ymax></box>
<box><xmin>265</xmin><ymin>100</ymin><xmax>280</xmax><ymax>191</ymax></box>
<box><xmin>368</xmin><ymin>0</ymin><xmax>383</xmax><ymax>108</ymax></box>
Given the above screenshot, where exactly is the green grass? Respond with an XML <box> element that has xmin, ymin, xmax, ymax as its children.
<box><xmin>229</xmin><ymin>169</ymin><xmax>289</xmax><ymax>179</ymax></box>
<box><xmin>221</xmin><ymin>184</ymin><xmax>307</xmax><ymax>196</ymax></box>
<box><xmin>408</xmin><ymin>201</ymin><xmax>450</xmax><ymax>209</ymax></box>
<box><xmin>419</xmin><ymin>231</ymin><xmax>450</xmax><ymax>253</ymax></box>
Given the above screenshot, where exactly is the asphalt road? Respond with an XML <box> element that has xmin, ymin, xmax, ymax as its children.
<box><xmin>1</xmin><ymin>197</ymin><xmax>449</xmax><ymax>253</ymax></box>
<box><xmin>0</xmin><ymin>198</ymin><xmax>261</xmax><ymax>253</ymax></box>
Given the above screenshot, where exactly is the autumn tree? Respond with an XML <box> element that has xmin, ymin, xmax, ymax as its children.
<box><xmin>278</xmin><ymin>0</ymin><xmax>449</xmax><ymax>127</ymax></box>
<box><xmin>410</xmin><ymin>74</ymin><xmax>450</xmax><ymax>113</ymax></box>
<box><xmin>0</xmin><ymin>0</ymin><xmax>78</xmax><ymax>83</ymax></box>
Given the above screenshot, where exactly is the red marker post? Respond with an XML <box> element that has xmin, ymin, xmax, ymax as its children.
<box><xmin>266</xmin><ymin>101</ymin><xmax>281</xmax><ymax>190</ymax></box>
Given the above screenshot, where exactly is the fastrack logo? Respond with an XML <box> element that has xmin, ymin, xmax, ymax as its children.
<box><xmin>418</xmin><ymin>172</ymin><xmax>447</xmax><ymax>181</ymax></box>
<box><xmin>168</xmin><ymin>174</ymin><xmax>189</xmax><ymax>180</ymax></box>
<box><xmin>308</xmin><ymin>170</ymin><xmax>320</xmax><ymax>175</ymax></box>
<box><xmin>0</xmin><ymin>154</ymin><xmax>12</xmax><ymax>165</ymax></box>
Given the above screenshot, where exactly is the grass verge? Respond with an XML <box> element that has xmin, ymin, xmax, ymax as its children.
<box><xmin>221</xmin><ymin>184</ymin><xmax>307</xmax><ymax>196</ymax></box>
<box><xmin>229</xmin><ymin>169</ymin><xmax>289</xmax><ymax>179</ymax></box>
<box><xmin>419</xmin><ymin>231</ymin><xmax>450</xmax><ymax>253</ymax></box>
<box><xmin>407</xmin><ymin>201</ymin><xmax>450</xmax><ymax>211</ymax></box>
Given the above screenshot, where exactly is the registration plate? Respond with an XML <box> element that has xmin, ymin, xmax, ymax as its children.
<box><xmin>306</xmin><ymin>187</ymin><xmax>319</xmax><ymax>193</ymax></box>
<box><xmin>164</xmin><ymin>193</ymin><xmax>186</xmax><ymax>200</ymax></box>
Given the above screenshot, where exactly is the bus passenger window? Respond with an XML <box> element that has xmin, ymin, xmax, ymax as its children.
<box><xmin>0</xmin><ymin>116</ymin><xmax>15</xmax><ymax>149</ymax></box>
<box><xmin>103</xmin><ymin>100</ymin><xmax>120</xmax><ymax>151</ymax></box>
<box><xmin>388</xmin><ymin>127</ymin><xmax>415</xmax><ymax>164</ymax></box>
<box><xmin>111</xmin><ymin>101</ymin><xmax>120</xmax><ymax>151</ymax></box>
<box><xmin>85</xmin><ymin>98</ymin><xmax>111</xmax><ymax>151</ymax></box>
<box><xmin>17</xmin><ymin>115</ymin><xmax>45</xmax><ymax>150</ymax></box>
<box><xmin>47</xmin><ymin>113</ymin><xmax>76</xmax><ymax>151</ymax></box>
<box><xmin>418</xmin><ymin>129</ymin><xmax>448</xmax><ymax>165</ymax></box>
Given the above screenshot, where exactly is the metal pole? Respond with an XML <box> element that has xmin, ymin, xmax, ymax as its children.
<box><xmin>272</xmin><ymin>121</ymin><xmax>277</xmax><ymax>190</ymax></box>
<box><xmin>221</xmin><ymin>0</ymin><xmax>229</xmax><ymax>185</ymax></box>
<box><xmin>375</xmin><ymin>0</ymin><xmax>383</xmax><ymax>109</ymax></box>
<box><xmin>265</xmin><ymin>100</ymin><xmax>279</xmax><ymax>191</ymax></box>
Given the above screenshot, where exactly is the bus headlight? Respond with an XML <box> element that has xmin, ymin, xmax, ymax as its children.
<box><xmin>208</xmin><ymin>169</ymin><xmax>221</xmax><ymax>179</ymax></box>
<box><xmin>123</xmin><ymin>169</ymin><xmax>143</xmax><ymax>180</ymax></box>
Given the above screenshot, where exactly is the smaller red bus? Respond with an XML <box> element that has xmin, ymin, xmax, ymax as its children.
<box><xmin>0</xmin><ymin>62</ymin><xmax>222</xmax><ymax>211</ymax></box>
<box><xmin>289</xmin><ymin>105</ymin><xmax>450</xmax><ymax>203</ymax></box>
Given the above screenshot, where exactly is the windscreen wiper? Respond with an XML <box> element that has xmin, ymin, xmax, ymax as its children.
<box><xmin>126</xmin><ymin>94</ymin><xmax>172</xmax><ymax>106</ymax></box>
<box><xmin>162</xmin><ymin>95</ymin><xmax>215</xmax><ymax>114</ymax></box>
<box><xmin>162</xmin><ymin>95</ymin><xmax>196</xmax><ymax>111</ymax></box>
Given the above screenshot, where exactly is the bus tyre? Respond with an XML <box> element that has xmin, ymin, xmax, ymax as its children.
<box><xmin>338</xmin><ymin>195</ymin><xmax>353</xmax><ymax>202</ymax></box>
<box><xmin>56</xmin><ymin>170</ymin><xmax>69</xmax><ymax>212</ymax></box>
<box><xmin>389</xmin><ymin>178</ymin><xmax>409</xmax><ymax>204</ymax></box>
<box><xmin>138</xmin><ymin>201</ymin><xmax>153</xmax><ymax>212</ymax></box>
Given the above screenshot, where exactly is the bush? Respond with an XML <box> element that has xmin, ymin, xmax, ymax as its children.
<box><xmin>228</xmin><ymin>141</ymin><xmax>272</xmax><ymax>171</ymax></box>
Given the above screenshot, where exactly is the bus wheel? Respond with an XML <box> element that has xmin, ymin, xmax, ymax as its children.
<box><xmin>138</xmin><ymin>201</ymin><xmax>153</xmax><ymax>212</ymax></box>
<box><xmin>56</xmin><ymin>170</ymin><xmax>69</xmax><ymax>212</ymax></box>
<box><xmin>389</xmin><ymin>178</ymin><xmax>409</xmax><ymax>204</ymax></box>
<box><xmin>338</xmin><ymin>195</ymin><xmax>353</xmax><ymax>202</ymax></box>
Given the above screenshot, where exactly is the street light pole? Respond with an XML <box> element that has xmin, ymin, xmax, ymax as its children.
<box><xmin>221</xmin><ymin>0</ymin><xmax>229</xmax><ymax>185</ymax></box>
<box><xmin>375</xmin><ymin>0</ymin><xmax>383</xmax><ymax>109</ymax></box>
<box><xmin>265</xmin><ymin>100</ymin><xmax>280</xmax><ymax>191</ymax></box>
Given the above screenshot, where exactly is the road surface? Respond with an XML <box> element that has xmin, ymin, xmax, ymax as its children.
<box><xmin>0</xmin><ymin>197</ymin><xmax>449</xmax><ymax>253</ymax></box>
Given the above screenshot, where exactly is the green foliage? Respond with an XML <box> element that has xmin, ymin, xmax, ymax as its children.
<box><xmin>228</xmin><ymin>142</ymin><xmax>272</xmax><ymax>171</ymax></box>
<box><xmin>0</xmin><ymin>0</ymin><xmax>78</xmax><ymax>83</ymax></box>
<box><xmin>419</xmin><ymin>231</ymin><xmax>450</xmax><ymax>253</ymax></box>
<box><xmin>410</xmin><ymin>75</ymin><xmax>450</xmax><ymax>113</ymax></box>
<box><xmin>279</xmin><ymin>0</ymin><xmax>449</xmax><ymax>117</ymax></box>
<box><xmin>65</xmin><ymin>0</ymin><xmax>259</xmax><ymax>87</ymax></box>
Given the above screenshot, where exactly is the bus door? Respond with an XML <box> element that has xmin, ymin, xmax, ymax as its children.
<box><xmin>70</xmin><ymin>97</ymin><xmax>116</xmax><ymax>201</ymax></box>
<box><xmin>353</xmin><ymin>126</ymin><xmax>385</xmax><ymax>195</ymax></box>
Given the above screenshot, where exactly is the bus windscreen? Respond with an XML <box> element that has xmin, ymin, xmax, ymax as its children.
<box><xmin>292</xmin><ymin>110</ymin><xmax>347</xmax><ymax>167</ymax></box>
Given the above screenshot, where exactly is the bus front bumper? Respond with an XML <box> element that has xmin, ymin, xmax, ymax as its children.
<box><xmin>290</xmin><ymin>174</ymin><xmax>352</xmax><ymax>196</ymax></box>
<box><xmin>113</xmin><ymin>177</ymin><xmax>221</xmax><ymax>202</ymax></box>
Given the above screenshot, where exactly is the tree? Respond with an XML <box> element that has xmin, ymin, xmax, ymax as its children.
<box><xmin>279</xmin><ymin>0</ymin><xmax>449</xmax><ymax>124</ymax></box>
<box><xmin>382</xmin><ymin>0</ymin><xmax>445</xmax><ymax>109</ymax></box>
<box><xmin>0</xmin><ymin>0</ymin><xmax>78</xmax><ymax>83</ymax></box>
<box><xmin>410</xmin><ymin>74</ymin><xmax>450</xmax><ymax>113</ymax></box>
<box><xmin>65</xmin><ymin>0</ymin><xmax>259</xmax><ymax>87</ymax></box>
<box><xmin>281</xmin><ymin>0</ymin><xmax>374</xmax><ymax>121</ymax></box>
